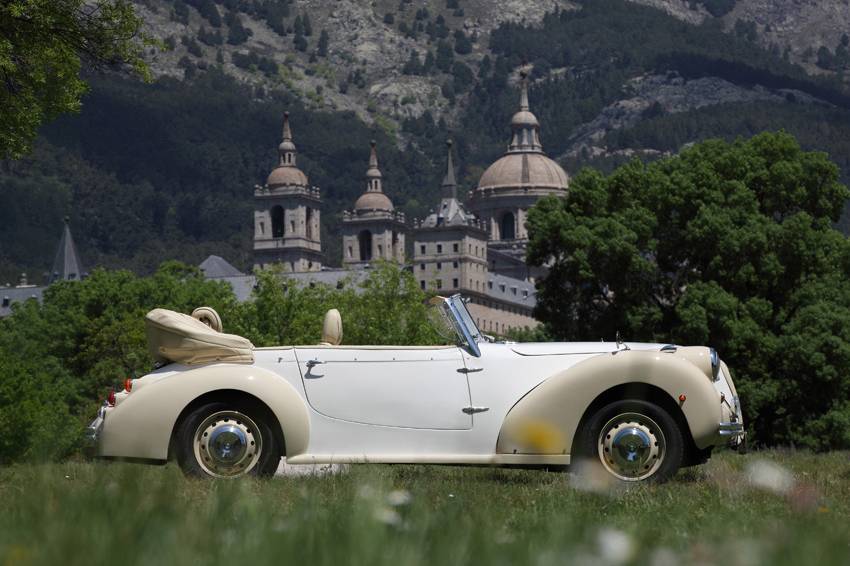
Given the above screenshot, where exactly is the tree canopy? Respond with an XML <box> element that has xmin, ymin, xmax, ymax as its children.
<box><xmin>527</xmin><ymin>131</ymin><xmax>850</xmax><ymax>449</ymax></box>
<box><xmin>0</xmin><ymin>261</ymin><xmax>442</xmax><ymax>463</ymax></box>
<box><xmin>0</xmin><ymin>0</ymin><xmax>148</xmax><ymax>158</ymax></box>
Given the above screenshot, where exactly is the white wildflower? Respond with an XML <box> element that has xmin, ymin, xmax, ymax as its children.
<box><xmin>386</xmin><ymin>489</ymin><xmax>412</xmax><ymax>507</ymax></box>
<box><xmin>596</xmin><ymin>528</ymin><xmax>635</xmax><ymax>565</ymax></box>
<box><xmin>373</xmin><ymin>507</ymin><xmax>402</xmax><ymax>527</ymax></box>
<box><xmin>745</xmin><ymin>459</ymin><xmax>795</xmax><ymax>495</ymax></box>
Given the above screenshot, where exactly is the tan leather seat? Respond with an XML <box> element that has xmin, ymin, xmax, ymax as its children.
<box><xmin>320</xmin><ymin>309</ymin><xmax>343</xmax><ymax>346</ymax></box>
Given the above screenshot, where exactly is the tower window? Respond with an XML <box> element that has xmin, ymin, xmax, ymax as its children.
<box><xmin>437</xmin><ymin>244</ymin><xmax>443</xmax><ymax>254</ymax></box>
<box><xmin>500</xmin><ymin>212</ymin><xmax>516</xmax><ymax>240</ymax></box>
<box><xmin>420</xmin><ymin>280</ymin><xmax>426</xmax><ymax>290</ymax></box>
<box><xmin>420</xmin><ymin>244</ymin><xmax>426</xmax><ymax>254</ymax></box>
<box><xmin>358</xmin><ymin>230</ymin><xmax>373</xmax><ymax>261</ymax></box>
<box><xmin>453</xmin><ymin>261</ymin><xmax>458</xmax><ymax>268</ymax></box>
<box><xmin>453</xmin><ymin>243</ymin><xmax>459</xmax><ymax>252</ymax></box>
<box><xmin>347</xmin><ymin>246</ymin><xmax>353</xmax><ymax>258</ymax></box>
<box><xmin>420</xmin><ymin>263</ymin><xmax>425</xmax><ymax>270</ymax></box>
<box><xmin>378</xmin><ymin>244</ymin><xmax>383</xmax><ymax>257</ymax></box>
<box><xmin>259</xmin><ymin>221</ymin><xmax>265</xmax><ymax>235</ymax></box>
<box><xmin>436</xmin><ymin>262</ymin><xmax>442</xmax><ymax>270</ymax></box>
<box><xmin>306</xmin><ymin>208</ymin><xmax>314</xmax><ymax>239</ymax></box>
<box><xmin>453</xmin><ymin>278</ymin><xmax>459</xmax><ymax>288</ymax></box>
<box><xmin>436</xmin><ymin>280</ymin><xmax>442</xmax><ymax>289</ymax></box>
<box><xmin>289</xmin><ymin>220</ymin><xmax>295</xmax><ymax>234</ymax></box>
<box><xmin>271</xmin><ymin>205</ymin><xmax>285</xmax><ymax>238</ymax></box>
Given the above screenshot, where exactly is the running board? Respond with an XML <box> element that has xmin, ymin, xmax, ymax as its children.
<box><xmin>285</xmin><ymin>453</ymin><xmax>571</xmax><ymax>466</ymax></box>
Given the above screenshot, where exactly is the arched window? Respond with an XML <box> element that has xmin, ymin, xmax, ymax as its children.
<box><xmin>500</xmin><ymin>212</ymin><xmax>515</xmax><ymax>240</ymax></box>
<box><xmin>358</xmin><ymin>230</ymin><xmax>373</xmax><ymax>261</ymax></box>
<box><xmin>306</xmin><ymin>208</ymin><xmax>313</xmax><ymax>239</ymax></box>
<box><xmin>271</xmin><ymin>206</ymin><xmax>284</xmax><ymax>238</ymax></box>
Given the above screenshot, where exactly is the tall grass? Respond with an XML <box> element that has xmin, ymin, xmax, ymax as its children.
<box><xmin>1</xmin><ymin>451</ymin><xmax>849</xmax><ymax>565</ymax></box>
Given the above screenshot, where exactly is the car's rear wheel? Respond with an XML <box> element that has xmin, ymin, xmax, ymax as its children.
<box><xmin>577</xmin><ymin>399</ymin><xmax>683</xmax><ymax>483</ymax></box>
<box><xmin>176</xmin><ymin>401</ymin><xmax>280</xmax><ymax>478</ymax></box>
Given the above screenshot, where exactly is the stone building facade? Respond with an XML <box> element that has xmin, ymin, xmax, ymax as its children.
<box><xmin>243</xmin><ymin>70</ymin><xmax>569</xmax><ymax>333</ymax></box>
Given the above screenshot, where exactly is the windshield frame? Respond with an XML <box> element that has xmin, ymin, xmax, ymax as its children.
<box><xmin>439</xmin><ymin>294</ymin><xmax>482</xmax><ymax>357</ymax></box>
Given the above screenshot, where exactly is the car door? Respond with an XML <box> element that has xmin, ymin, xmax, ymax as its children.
<box><xmin>295</xmin><ymin>346</ymin><xmax>472</xmax><ymax>430</ymax></box>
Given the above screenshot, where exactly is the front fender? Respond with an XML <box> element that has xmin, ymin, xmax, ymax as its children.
<box><xmin>98</xmin><ymin>364</ymin><xmax>310</xmax><ymax>460</ymax></box>
<box><xmin>496</xmin><ymin>350</ymin><xmax>722</xmax><ymax>455</ymax></box>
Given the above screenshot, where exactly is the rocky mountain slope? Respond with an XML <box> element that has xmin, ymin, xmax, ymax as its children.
<box><xmin>133</xmin><ymin>0</ymin><xmax>850</xmax><ymax>155</ymax></box>
<box><xmin>4</xmin><ymin>0</ymin><xmax>850</xmax><ymax>283</ymax></box>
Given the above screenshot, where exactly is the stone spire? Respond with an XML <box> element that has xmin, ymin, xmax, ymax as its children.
<box><xmin>365</xmin><ymin>140</ymin><xmax>383</xmax><ymax>193</ymax></box>
<box><xmin>50</xmin><ymin>217</ymin><xmax>84</xmax><ymax>283</ymax></box>
<box><xmin>441</xmin><ymin>139</ymin><xmax>457</xmax><ymax>199</ymax></box>
<box><xmin>508</xmin><ymin>68</ymin><xmax>543</xmax><ymax>153</ymax></box>
<box><xmin>278</xmin><ymin>111</ymin><xmax>297</xmax><ymax>167</ymax></box>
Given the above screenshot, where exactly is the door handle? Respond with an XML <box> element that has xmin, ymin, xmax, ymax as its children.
<box><xmin>457</xmin><ymin>367</ymin><xmax>483</xmax><ymax>373</ymax></box>
<box><xmin>306</xmin><ymin>359</ymin><xmax>325</xmax><ymax>369</ymax></box>
<box><xmin>462</xmin><ymin>406</ymin><xmax>489</xmax><ymax>414</ymax></box>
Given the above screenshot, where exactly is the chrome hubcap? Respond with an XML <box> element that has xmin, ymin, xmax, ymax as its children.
<box><xmin>598</xmin><ymin>412</ymin><xmax>665</xmax><ymax>481</ymax></box>
<box><xmin>194</xmin><ymin>411</ymin><xmax>262</xmax><ymax>478</ymax></box>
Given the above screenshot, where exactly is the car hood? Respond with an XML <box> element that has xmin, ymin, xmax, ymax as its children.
<box><xmin>510</xmin><ymin>342</ymin><xmax>669</xmax><ymax>356</ymax></box>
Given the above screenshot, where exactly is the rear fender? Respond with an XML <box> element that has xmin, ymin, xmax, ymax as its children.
<box><xmin>496</xmin><ymin>350</ymin><xmax>722</xmax><ymax>455</ymax></box>
<box><xmin>98</xmin><ymin>364</ymin><xmax>310</xmax><ymax>460</ymax></box>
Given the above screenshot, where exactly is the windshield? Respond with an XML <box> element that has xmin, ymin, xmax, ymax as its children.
<box><xmin>428</xmin><ymin>295</ymin><xmax>482</xmax><ymax>356</ymax></box>
<box><xmin>447</xmin><ymin>295</ymin><xmax>482</xmax><ymax>343</ymax></box>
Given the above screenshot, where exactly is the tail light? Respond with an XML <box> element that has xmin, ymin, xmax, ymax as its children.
<box><xmin>107</xmin><ymin>388</ymin><xmax>116</xmax><ymax>406</ymax></box>
<box><xmin>124</xmin><ymin>378</ymin><xmax>133</xmax><ymax>393</ymax></box>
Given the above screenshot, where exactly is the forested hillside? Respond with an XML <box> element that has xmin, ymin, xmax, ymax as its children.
<box><xmin>3</xmin><ymin>0</ymin><xmax>850</xmax><ymax>284</ymax></box>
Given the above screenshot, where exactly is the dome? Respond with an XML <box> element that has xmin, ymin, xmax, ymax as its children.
<box><xmin>477</xmin><ymin>152</ymin><xmax>569</xmax><ymax>192</ymax></box>
<box><xmin>266</xmin><ymin>166</ymin><xmax>308</xmax><ymax>187</ymax></box>
<box><xmin>511</xmin><ymin>110</ymin><xmax>539</xmax><ymax>127</ymax></box>
<box><xmin>355</xmin><ymin>191</ymin><xmax>394</xmax><ymax>211</ymax></box>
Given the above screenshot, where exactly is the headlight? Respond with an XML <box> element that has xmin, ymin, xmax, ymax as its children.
<box><xmin>709</xmin><ymin>348</ymin><xmax>720</xmax><ymax>381</ymax></box>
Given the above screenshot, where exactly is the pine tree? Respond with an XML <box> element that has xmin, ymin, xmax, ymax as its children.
<box><xmin>423</xmin><ymin>51</ymin><xmax>435</xmax><ymax>73</ymax></box>
<box><xmin>402</xmin><ymin>51</ymin><xmax>422</xmax><ymax>75</ymax></box>
<box><xmin>318</xmin><ymin>29</ymin><xmax>329</xmax><ymax>57</ymax></box>
<box><xmin>436</xmin><ymin>39</ymin><xmax>453</xmax><ymax>72</ymax></box>
<box><xmin>453</xmin><ymin>30</ymin><xmax>471</xmax><ymax>55</ymax></box>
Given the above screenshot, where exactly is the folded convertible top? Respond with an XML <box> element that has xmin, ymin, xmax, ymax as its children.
<box><xmin>144</xmin><ymin>308</ymin><xmax>254</xmax><ymax>365</ymax></box>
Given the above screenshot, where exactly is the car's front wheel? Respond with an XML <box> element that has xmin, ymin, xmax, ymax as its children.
<box><xmin>175</xmin><ymin>401</ymin><xmax>280</xmax><ymax>478</ymax></box>
<box><xmin>577</xmin><ymin>399</ymin><xmax>683</xmax><ymax>483</ymax></box>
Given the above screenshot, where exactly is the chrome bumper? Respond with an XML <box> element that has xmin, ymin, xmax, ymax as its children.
<box><xmin>84</xmin><ymin>402</ymin><xmax>107</xmax><ymax>457</ymax></box>
<box><xmin>718</xmin><ymin>421</ymin><xmax>744</xmax><ymax>437</ymax></box>
<box><xmin>719</xmin><ymin>421</ymin><xmax>746</xmax><ymax>451</ymax></box>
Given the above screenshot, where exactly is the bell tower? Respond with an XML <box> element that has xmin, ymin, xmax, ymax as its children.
<box><xmin>253</xmin><ymin>112</ymin><xmax>322</xmax><ymax>272</ymax></box>
<box><xmin>341</xmin><ymin>141</ymin><xmax>407</xmax><ymax>268</ymax></box>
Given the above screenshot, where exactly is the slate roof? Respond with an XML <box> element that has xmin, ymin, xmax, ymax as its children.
<box><xmin>50</xmin><ymin>220</ymin><xmax>84</xmax><ymax>283</ymax></box>
<box><xmin>0</xmin><ymin>286</ymin><xmax>45</xmax><ymax>317</ymax></box>
<box><xmin>484</xmin><ymin>273</ymin><xmax>537</xmax><ymax>310</ymax></box>
<box><xmin>199</xmin><ymin>255</ymin><xmax>245</xmax><ymax>278</ymax></box>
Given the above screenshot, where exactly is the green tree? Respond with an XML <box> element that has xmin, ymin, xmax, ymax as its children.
<box><xmin>527</xmin><ymin>132</ymin><xmax>850</xmax><ymax>449</ymax></box>
<box><xmin>0</xmin><ymin>262</ymin><xmax>237</xmax><ymax>463</ymax></box>
<box><xmin>0</xmin><ymin>0</ymin><xmax>149</xmax><ymax>158</ymax></box>
<box><xmin>317</xmin><ymin>29</ymin><xmax>329</xmax><ymax>57</ymax></box>
<box><xmin>453</xmin><ymin>30</ymin><xmax>472</xmax><ymax>55</ymax></box>
<box><xmin>436</xmin><ymin>39</ymin><xmax>454</xmax><ymax>72</ymax></box>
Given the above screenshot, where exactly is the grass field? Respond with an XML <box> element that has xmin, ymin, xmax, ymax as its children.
<box><xmin>2</xmin><ymin>450</ymin><xmax>849</xmax><ymax>566</ymax></box>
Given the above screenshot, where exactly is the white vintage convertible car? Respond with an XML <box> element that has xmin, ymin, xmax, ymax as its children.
<box><xmin>87</xmin><ymin>295</ymin><xmax>744</xmax><ymax>482</ymax></box>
